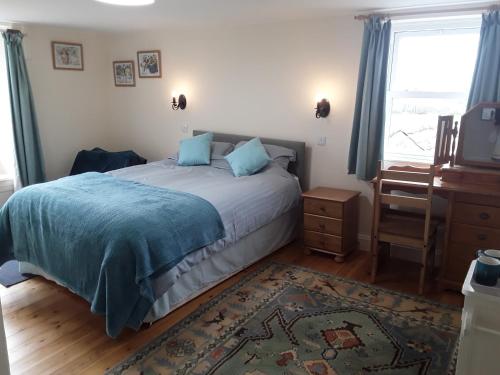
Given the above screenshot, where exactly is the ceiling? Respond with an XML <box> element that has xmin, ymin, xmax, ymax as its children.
<box><xmin>0</xmin><ymin>0</ymin><xmax>493</xmax><ymax>31</ymax></box>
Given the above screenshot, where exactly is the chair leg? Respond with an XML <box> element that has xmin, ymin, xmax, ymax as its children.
<box><xmin>370</xmin><ymin>237</ymin><xmax>379</xmax><ymax>284</ymax></box>
<box><xmin>419</xmin><ymin>245</ymin><xmax>429</xmax><ymax>295</ymax></box>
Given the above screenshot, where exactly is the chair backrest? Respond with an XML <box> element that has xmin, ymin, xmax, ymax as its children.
<box><xmin>434</xmin><ymin>115</ymin><xmax>454</xmax><ymax>165</ymax></box>
<box><xmin>373</xmin><ymin>161</ymin><xmax>436</xmax><ymax>245</ymax></box>
<box><xmin>434</xmin><ymin>115</ymin><xmax>459</xmax><ymax>167</ymax></box>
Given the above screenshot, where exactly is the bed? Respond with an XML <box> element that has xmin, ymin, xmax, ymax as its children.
<box><xmin>1</xmin><ymin>131</ymin><xmax>306</xmax><ymax>337</ymax></box>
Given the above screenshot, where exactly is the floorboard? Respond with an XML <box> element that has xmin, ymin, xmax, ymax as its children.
<box><xmin>0</xmin><ymin>243</ymin><xmax>464</xmax><ymax>374</ymax></box>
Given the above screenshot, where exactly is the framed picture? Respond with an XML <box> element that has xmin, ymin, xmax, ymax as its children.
<box><xmin>137</xmin><ymin>50</ymin><xmax>162</xmax><ymax>78</ymax></box>
<box><xmin>113</xmin><ymin>60</ymin><xmax>136</xmax><ymax>87</ymax></box>
<box><xmin>51</xmin><ymin>41</ymin><xmax>84</xmax><ymax>71</ymax></box>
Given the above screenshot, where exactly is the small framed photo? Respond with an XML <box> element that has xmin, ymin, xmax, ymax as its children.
<box><xmin>51</xmin><ymin>41</ymin><xmax>83</xmax><ymax>71</ymax></box>
<box><xmin>481</xmin><ymin>107</ymin><xmax>496</xmax><ymax>121</ymax></box>
<box><xmin>137</xmin><ymin>50</ymin><xmax>162</xmax><ymax>78</ymax></box>
<box><xmin>113</xmin><ymin>60</ymin><xmax>136</xmax><ymax>87</ymax></box>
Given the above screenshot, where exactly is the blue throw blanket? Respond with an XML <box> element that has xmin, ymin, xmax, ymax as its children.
<box><xmin>0</xmin><ymin>172</ymin><xmax>225</xmax><ymax>337</ymax></box>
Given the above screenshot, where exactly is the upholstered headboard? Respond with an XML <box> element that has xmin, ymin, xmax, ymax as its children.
<box><xmin>193</xmin><ymin>130</ymin><xmax>306</xmax><ymax>189</ymax></box>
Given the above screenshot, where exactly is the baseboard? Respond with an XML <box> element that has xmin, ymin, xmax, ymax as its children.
<box><xmin>0</xmin><ymin>180</ymin><xmax>13</xmax><ymax>206</ymax></box>
<box><xmin>358</xmin><ymin>234</ymin><xmax>370</xmax><ymax>252</ymax></box>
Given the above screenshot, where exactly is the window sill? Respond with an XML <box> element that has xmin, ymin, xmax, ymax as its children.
<box><xmin>384</xmin><ymin>160</ymin><xmax>431</xmax><ymax>167</ymax></box>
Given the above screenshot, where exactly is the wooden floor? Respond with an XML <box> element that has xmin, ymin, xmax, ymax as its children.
<box><xmin>0</xmin><ymin>243</ymin><xmax>464</xmax><ymax>375</ymax></box>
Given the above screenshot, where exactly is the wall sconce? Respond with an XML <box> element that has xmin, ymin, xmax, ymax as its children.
<box><xmin>315</xmin><ymin>98</ymin><xmax>330</xmax><ymax>118</ymax></box>
<box><xmin>172</xmin><ymin>92</ymin><xmax>187</xmax><ymax>110</ymax></box>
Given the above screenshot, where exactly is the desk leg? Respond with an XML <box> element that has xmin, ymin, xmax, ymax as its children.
<box><xmin>437</xmin><ymin>191</ymin><xmax>455</xmax><ymax>292</ymax></box>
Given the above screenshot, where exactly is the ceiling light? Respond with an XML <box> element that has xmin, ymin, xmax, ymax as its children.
<box><xmin>95</xmin><ymin>0</ymin><xmax>155</xmax><ymax>6</ymax></box>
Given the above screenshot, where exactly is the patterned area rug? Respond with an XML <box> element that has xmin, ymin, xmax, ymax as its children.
<box><xmin>108</xmin><ymin>263</ymin><xmax>461</xmax><ymax>375</ymax></box>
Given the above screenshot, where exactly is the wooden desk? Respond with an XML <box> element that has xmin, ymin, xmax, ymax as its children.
<box><xmin>380</xmin><ymin>176</ymin><xmax>500</xmax><ymax>197</ymax></box>
<box><xmin>374</xmin><ymin>176</ymin><xmax>500</xmax><ymax>290</ymax></box>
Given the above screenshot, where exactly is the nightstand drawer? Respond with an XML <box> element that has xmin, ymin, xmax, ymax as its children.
<box><xmin>304</xmin><ymin>214</ymin><xmax>342</xmax><ymax>236</ymax></box>
<box><xmin>304</xmin><ymin>198</ymin><xmax>343</xmax><ymax>218</ymax></box>
<box><xmin>304</xmin><ymin>230</ymin><xmax>342</xmax><ymax>253</ymax></box>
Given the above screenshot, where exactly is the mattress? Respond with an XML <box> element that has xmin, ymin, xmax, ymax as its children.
<box><xmin>146</xmin><ymin>207</ymin><xmax>298</xmax><ymax>321</ymax></box>
<box><xmin>21</xmin><ymin>207</ymin><xmax>298</xmax><ymax>323</ymax></box>
<box><xmin>109</xmin><ymin>159</ymin><xmax>301</xmax><ymax>296</ymax></box>
<box><xmin>20</xmin><ymin>160</ymin><xmax>301</xmax><ymax>325</ymax></box>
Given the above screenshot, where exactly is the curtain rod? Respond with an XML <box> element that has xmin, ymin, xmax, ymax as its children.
<box><xmin>354</xmin><ymin>3</ymin><xmax>499</xmax><ymax>20</ymax></box>
<box><xmin>4</xmin><ymin>28</ymin><xmax>27</xmax><ymax>37</ymax></box>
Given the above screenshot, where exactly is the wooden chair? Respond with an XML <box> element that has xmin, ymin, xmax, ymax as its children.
<box><xmin>371</xmin><ymin>161</ymin><xmax>439</xmax><ymax>295</ymax></box>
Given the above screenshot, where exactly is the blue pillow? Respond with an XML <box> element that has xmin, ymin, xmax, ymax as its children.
<box><xmin>177</xmin><ymin>132</ymin><xmax>213</xmax><ymax>166</ymax></box>
<box><xmin>224</xmin><ymin>138</ymin><xmax>271</xmax><ymax>177</ymax></box>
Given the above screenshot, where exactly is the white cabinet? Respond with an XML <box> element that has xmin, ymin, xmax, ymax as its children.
<box><xmin>456</xmin><ymin>261</ymin><xmax>500</xmax><ymax>375</ymax></box>
<box><xmin>0</xmin><ymin>294</ymin><xmax>10</xmax><ymax>375</ymax></box>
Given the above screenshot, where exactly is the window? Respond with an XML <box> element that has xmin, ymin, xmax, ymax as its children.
<box><xmin>384</xmin><ymin>16</ymin><xmax>481</xmax><ymax>163</ymax></box>
<box><xmin>0</xmin><ymin>26</ymin><xmax>15</xmax><ymax>182</ymax></box>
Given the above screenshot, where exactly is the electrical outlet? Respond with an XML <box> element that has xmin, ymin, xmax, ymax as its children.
<box><xmin>181</xmin><ymin>124</ymin><xmax>189</xmax><ymax>134</ymax></box>
<box><xmin>317</xmin><ymin>136</ymin><xmax>327</xmax><ymax>146</ymax></box>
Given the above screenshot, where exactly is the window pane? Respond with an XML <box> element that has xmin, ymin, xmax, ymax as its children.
<box><xmin>385</xmin><ymin>21</ymin><xmax>480</xmax><ymax>163</ymax></box>
<box><xmin>385</xmin><ymin>97</ymin><xmax>466</xmax><ymax>162</ymax></box>
<box><xmin>391</xmin><ymin>31</ymin><xmax>479</xmax><ymax>93</ymax></box>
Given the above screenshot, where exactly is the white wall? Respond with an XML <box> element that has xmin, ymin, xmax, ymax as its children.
<box><xmin>22</xmin><ymin>25</ymin><xmax>111</xmax><ymax>180</ymax></box>
<box><xmin>18</xmin><ymin>17</ymin><xmax>374</xmax><ymax>244</ymax></box>
<box><xmin>105</xmin><ymin>17</ymin><xmax>374</xmax><ymax>243</ymax></box>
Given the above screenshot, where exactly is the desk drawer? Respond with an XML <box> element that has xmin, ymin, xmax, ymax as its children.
<box><xmin>304</xmin><ymin>198</ymin><xmax>343</xmax><ymax>218</ymax></box>
<box><xmin>304</xmin><ymin>214</ymin><xmax>342</xmax><ymax>236</ymax></box>
<box><xmin>455</xmin><ymin>193</ymin><xmax>500</xmax><ymax>208</ymax></box>
<box><xmin>450</xmin><ymin>222</ymin><xmax>500</xmax><ymax>248</ymax></box>
<box><xmin>304</xmin><ymin>231</ymin><xmax>342</xmax><ymax>253</ymax></box>
<box><xmin>453</xmin><ymin>203</ymin><xmax>500</xmax><ymax>229</ymax></box>
<box><xmin>443</xmin><ymin>242</ymin><xmax>478</xmax><ymax>284</ymax></box>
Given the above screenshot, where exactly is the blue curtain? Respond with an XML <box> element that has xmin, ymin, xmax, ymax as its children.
<box><xmin>348</xmin><ymin>17</ymin><xmax>391</xmax><ymax>181</ymax></box>
<box><xmin>2</xmin><ymin>29</ymin><xmax>45</xmax><ymax>186</ymax></box>
<box><xmin>467</xmin><ymin>10</ymin><xmax>500</xmax><ymax>109</ymax></box>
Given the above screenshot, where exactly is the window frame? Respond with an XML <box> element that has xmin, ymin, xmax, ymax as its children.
<box><xmin>384</xmin><ymin>16</ymin><xmax>482</xmax><ymax>163</ymax></box>
<box><xmin>0</xmin><ymin>23</ymin><xmax>15</xmax><ymax>183</ymax></box>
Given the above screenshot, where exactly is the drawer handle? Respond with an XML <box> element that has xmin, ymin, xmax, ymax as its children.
<box><xmin>477</xmin><ymin>234</ymin><xmax>488</xmax><ymax>241</ymax></box>
<box><xmin>319</xmin><ymin>223</ymin><xmax>326</xmax><ymax>230</ymax></box>
<box><xmin>479</xmin><ymin>212</ymin><xmax>490</xmax><ymax>220</ymax></box>
<box><xmin>320</xmin><ymin>206</ymin><xmax>327</xmax><ymax>213</ymax></box>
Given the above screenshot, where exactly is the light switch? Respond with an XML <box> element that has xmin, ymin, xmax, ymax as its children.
<box><xmin>317</xmin><ymin>136</ymin><xmax>327</xmax><ymax>146</ymax></box>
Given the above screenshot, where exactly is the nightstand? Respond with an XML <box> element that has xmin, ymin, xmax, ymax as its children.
<box><xmin>302</xmin><ymin>187</ymin><xmax>360</xmax><ymax>262</ymax></box>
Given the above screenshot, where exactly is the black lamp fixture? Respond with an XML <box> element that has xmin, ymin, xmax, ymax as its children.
<box><xmin>315</xmin><ymin>98</ymin><xmax>330</xmax><ymax>118</ymax></box>
<box><xmin>172</xmin><ymin>92</ymin><xmax>187</xmax><ymax>110</ymax></box>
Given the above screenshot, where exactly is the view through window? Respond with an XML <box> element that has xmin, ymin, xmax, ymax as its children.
<box><xmin>384</xmin><ymin>17</ymin><xmax>481</xmax><ymax>163</ymax></box>
<box><xmin>0</xmin><ymin>31</ymin><xmax>15</xmax><ymax>181</ymax></box>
